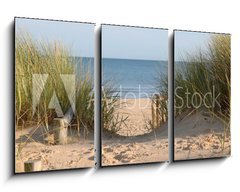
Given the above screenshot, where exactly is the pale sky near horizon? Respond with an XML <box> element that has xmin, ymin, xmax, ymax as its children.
<box><xmin>15</xmin><ymin>18</ymin><xmax>94</xmax><ymax>57</ymax></box>
<box><xmin>15</xmin><ymin>19</ymin><xmax>215</xmax><ymax>61</ymax></box>
<box><xmin>102</xmin><ymin>25</ymin><xmax>168</xmax><ymax>60</ymax></box>
<box><xmin>175</xmin><ymin>30</ymin><xmax>212</xmax><ymax>61</ymax></box>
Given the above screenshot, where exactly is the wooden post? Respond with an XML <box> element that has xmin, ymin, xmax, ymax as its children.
<box><xmin>152</xmin><ymin>94</ymin><xmax>161</xmax><ymax>128</ymax></box>
<box><xmin>156</xmin><ymin>94</ymin><xmax>160</xmax><ymax>127</ymax></box>
<box><xmin>53</xmin><ymin>107</ymin><xmax>74</xmax><ymax>145</ymax></box>
<box><xmin>24</xmin><ymin>159</ymin><xmax>41</xmax><ymax>172</ymax></box>
<box><xmin>53</xmin><ymin>118</ymin><xmax>68</xmax><ymax>144</ymax></box>
<box><xmin>151</xmin><ymin>99</ymin><xmax>155</xmax><ymax>128</ymax></box>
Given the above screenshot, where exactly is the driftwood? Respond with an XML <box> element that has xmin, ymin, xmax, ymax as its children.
<box><xmin>24</xmin><ymin>159</ymin><xmax>41</xmax><ymax>172</ymax></box>
<box><xmin>53</xmin><ymin>107</ymin><xmax>74</xmax><ymax>145</ymax></box>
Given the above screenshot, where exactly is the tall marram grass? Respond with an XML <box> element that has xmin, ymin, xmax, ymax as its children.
<box><xmin>174</xmin><ymin>34</ymin><xmax>230</xmax><ymax>124</ymax></box>
<box><xmin>152</xmin><ymin>65</ymin><xmax>168</xmax><ymax>128</ymax></box>
<box><xmin>101</xmin><ymin>82</ymin><xmax>128</xmax><ymax>134</ymax></box>
<box><xmin>16</xmin><ymin>32</ymin><xmax>94</xmax><ymax>132</ymax></box>
<box><xmin>174</xmin><ymin>34</ymin><xmax>231</xmax><ymax>151</ymax></box>
<box><xmin>157</xmin><ymin>34</ymin><xmax>230</xmax><ymax>131</ymax></box>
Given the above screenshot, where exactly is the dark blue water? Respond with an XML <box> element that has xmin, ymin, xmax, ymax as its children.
<box><xmin>102</xmin><ymin>58</ymin><xmax>168</xmax><ymax>98</ymax></box>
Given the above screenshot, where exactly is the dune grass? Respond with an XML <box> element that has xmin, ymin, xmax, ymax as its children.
<box><xmin>174</xmin><ymin>34</ymin><xmax>230</xmax><ymax>124</ymax></box>
<box><xmin>101</xmin><ymin>82</ymin><xmax>128</xmax><ymax>134</ymax></box>
<box><xmin>174</xmin><ymin>34</ymin><xmax>231</xmax><ymax>150</ymax></box>
<box><xmin>151</xmin><ymin>65</ymin><xmax>168</xmax><ymax>129</ymax></box>
<box><xmin>16</xmin><ymin>31</ymin><xmax>125</xmax><ymax>138</ymax></box>
<box><xmin>155</xmin><ymin>34</ymin><xmax>230</xmax><ymax>135</ymax></box>
<box><xmin>15</xmin><ymin>32</ymin><xmax>94</xmax><ymax>134</ymax></box>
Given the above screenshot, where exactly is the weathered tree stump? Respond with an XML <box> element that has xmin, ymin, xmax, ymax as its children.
<box><xmin>24</xmin><ymin>159</ymin><xmax>42</xmax><ymax>172</ymax></box>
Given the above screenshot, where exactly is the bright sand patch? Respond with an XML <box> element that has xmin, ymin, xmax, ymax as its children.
<box><xmin>102</xmin><ymin>99</ymin><xmax>231</xmax><ymax>165</ymax></box>
<box><xmin>174</xmin><ymin>110</ymin><xmax>231</xmax><ymax>160</ymax></box>
<box><xmin>116</xmin><ymin>98</ymin><xmax>152</xmax><ymax>136</ymax></box>
<box><xmin>102</xmin><ymin>98</ymin><xmax>169</xmax><ymax>166</ymax></box>
<box><xmin>15</xmin><ymin>127</ymin><xmax>94</xmax><ymax>173</ymax></box>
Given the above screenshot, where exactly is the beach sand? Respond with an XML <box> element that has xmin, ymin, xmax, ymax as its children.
<box><xmin>116</xmin><ymin>98</ymin><xmax>153</xmax><ymax>136</ymax></box>
<box><xmin>174</xmin><ymin>109</ymin><xmax>231</xmax><ymax>160</ymax></box>
<box><xmin>15</xmin><ymin>126</ymin><xmax>94</xmax><ymax>173</ymax></box>
<box><xmin>15</xmin><ymin>99</ymin><xmax>231</xmax><ymax>171</ymax></box>
<box><xmin>102</xmin><ymin>98</ymin><xmax>169</xmax><ymax>166</ymax></box>
<box><xmin>102</xmin><ymin>99</ymin><xmax>231</xmax><ymax>165</ymax></box>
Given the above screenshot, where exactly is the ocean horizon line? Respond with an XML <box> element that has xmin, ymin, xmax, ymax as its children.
<box><xmin>102</xmin><ymin>57</ymin><xmax>167</xmax><ymax>62</ymax></box>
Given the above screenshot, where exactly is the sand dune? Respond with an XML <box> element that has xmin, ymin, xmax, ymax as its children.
<box><xmin>174</xmin><ymin>109</ymin><xmax>231</xmax><ymax>160</ymax></box>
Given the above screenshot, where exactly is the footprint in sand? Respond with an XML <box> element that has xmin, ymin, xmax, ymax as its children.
<box><xmin>176</xmin><ymin>140</ymin><xmax>183</xmax><ymax>144</ymax></box>
<box><xmin>124</xmin><ymin>147</ymin><xmax>132</xmax><ymax>152</ymax></box>
<box><xmin>127</xmin><ymin>143</ymin><xmax>139</xmax><ymax>149</ymax></box>
<box><xmin>212</xmin><ymin>144</ymin><xmax>220</xmax><ymax>150</ymax></box>
<box><xmin>103</xmin><ymin>148</ymin><xmax>114</xmax><ymax>153</ymax></box>
<box><xmin>114</xmin><ymin>151</ymin><xmax>136</xmax><ymax>163</ymax></box>
<box><xmin>121</xmin><ymin>159</ymin><xmax>130</xmax><ymax>163</ymax></box>
<box><xmin>88</xmin><ymin>147</ymin><xmax>94</xmax><ymax>151</ymax></box>
<box><xmin>114</xmin><ymin>153</ymin><xmax>128</xmax><ymax>161</ymax></box>
<box><xmin>182</xmin><ymin>146</ymin><xmax>190</xmax><ymax>151</ymax></box>
<box><xmin>176</xmin><ymin>145</ymin><xmax>182</xmax><ymax>150</ymax></box>
<box><xmin>68</xmin><ymin>160</ymin><xmax>74</xmax><ymax>165</ymax></box>
<box><xmin>88</xmin><ymin>156</ymin><xmax>94</xmax><ymax>161</ymax></box>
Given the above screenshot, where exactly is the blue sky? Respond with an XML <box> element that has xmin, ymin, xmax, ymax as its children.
<box><xmin>102</xmin><ymin>25</ymin><xmax>168</xmax><ymax>60</ymax></box>
<box><xmin>175</xmin><ymin>30</ymin><xmax>212</xmax><ymax>61</ymax></box>
<box><xmin>15</xmin><ymin>18</ymin><xmax>94</xmax><ymax>57</ymax></box>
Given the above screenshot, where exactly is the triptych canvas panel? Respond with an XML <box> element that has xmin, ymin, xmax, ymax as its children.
<box><xmin>101</xmin><ymin>25</ymin><xmax>169</xmax><ymax>166</ymax></box>
<box><xmin>15</xmin><ymin>18</ymin><xmax>95</xmax><ymax>172</ymax></box>
<box><xmin>14</xmin><ymin>17</ymin><xmax>231</xmax><ymax>173</ymax></box>
<box><xmin>174</xmin><ymin>30</ymin><xmax>231</xmax><ymax>161</ymax></box>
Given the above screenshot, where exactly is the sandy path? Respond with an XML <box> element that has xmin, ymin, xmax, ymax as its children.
<box><xmin>102</xmin><ymin>139</ymin><xmax>168</xmax><ymax>166</ymax></box>
<box><xmin>102</xmin><ymin>98</ymin><xmax>169</xmax><ymax>166</ymax></box>
<box><xmin>116</xmin><ymin>98</ymin><xmax>152</xmax><ymax>136</ymax></box>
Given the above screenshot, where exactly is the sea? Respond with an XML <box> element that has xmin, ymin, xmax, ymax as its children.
<box><xmin>102</xmin><ymin>58</ymin><xmax>168</xmax><ymax>98</ymax></box>
<box><xmin>72</xmin><ymin>57</ymin><xmax>94</xmax><ymax>75</ymax></box>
